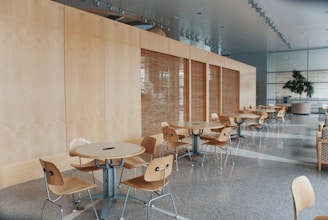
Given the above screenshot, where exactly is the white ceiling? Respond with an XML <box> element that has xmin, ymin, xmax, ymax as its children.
<box><xmin>54</xmin><ymin>0</ymin><xmax>328</xmax><ymax>55</ymax></box>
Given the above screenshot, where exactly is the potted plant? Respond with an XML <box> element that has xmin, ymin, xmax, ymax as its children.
<box><xmin>282</xmin><ymin>70</ymin><xmax>314</xmax><ymax>114</ymax></box>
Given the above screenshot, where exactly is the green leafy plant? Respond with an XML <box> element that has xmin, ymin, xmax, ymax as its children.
<box><xmin>283</xmin><ymin>70</ymin><xmax>314</xmax><ymax>101</ymax></box>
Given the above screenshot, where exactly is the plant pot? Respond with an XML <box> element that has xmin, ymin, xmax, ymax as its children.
<box><xmin>292</xmin><ymin>102</ymin><xmax>311</xmax><ymax>115</ymax></box>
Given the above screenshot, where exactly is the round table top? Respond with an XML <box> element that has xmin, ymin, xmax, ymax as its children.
<box><xmin>75</xmin><ymin>142</ymin><xmax>145</xmax><ymax>160</ymax></box>
<box><xmin>169</xmin><ymin>121</ymin><xmax>224</xmax><ymax>129</ymax></box>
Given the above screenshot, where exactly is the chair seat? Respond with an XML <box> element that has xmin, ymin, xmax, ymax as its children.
<box><xmin>71</xmin><ymin>159</ymin><xmax>105</xmax><ymax>172</ymax></box>
<box><xmin>49</xmin><ymin>176</ymin><xmax>97</xmax><ymax>196</ymax></box>
<box><xmin>121</xmin><ymin>175</ymin><xmax>169</xmax><ymax>192</ymax></box>
<box><xmin>200</xmin><ymin>134</ymin><xmax>217</xmax><ymax>141</ymax></box>
<box><xmin>178</xmin><ymin>134</ymin><xmax>186</xmax><ymax>140</ymax></box>
<box><xmin>123</xmin><ymin>156</ymin><xmax>148</xmax><ymax>169</ymax></box>
<box><xmin>210</xmin><ymin>127</ymin><xmax>223</xmax><ymax>133</ymax></box>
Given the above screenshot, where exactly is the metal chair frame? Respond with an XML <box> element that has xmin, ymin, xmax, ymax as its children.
<box><xmin>120</xmin><ymin>155</ymin><xmax>179</xmax><ymax>220</ymax></box>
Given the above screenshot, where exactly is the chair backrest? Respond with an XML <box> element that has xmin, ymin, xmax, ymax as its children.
<box><xmin>257</xmin><ymin>112</ymin><xmax>268</xmax><ymax>125</ymax></box>
<box><xmin>144</xmin><ymin>154</ymin><xmax>173</xmax><ymax>182</ymax></box>
<box><xmin>140</xmin><ymin>136</ymin><xmax>157</xmax><ymax>156</ymax></box>
<box><xmin>69</xmin><ymin>138</ymin><xmax>91</xmax><ymax>157</ymax></box>
<box><xmin>161</xmin><ymin>121</ymin><xmax>170</xmax><ymax>141</ymax></box>
<box><xmin>161</xmin><ymin>121</ymin><xmax>169</xmax><ymax>128</ymax></box>
<box><xmin>291</xmin><ymin>175</ymin><xmax>316</xmax><ymax>220</ymax></box>
<box><xmin>211</xmin><ymin>113</ymin><xmax>219</xmax><ymax>121</ymax></box>
<box><xmin>39</xmin><ymin>158</ymin><xmax>64</xmax><ymax>186</ymax></box>
<box><xmin>166</xmin><ymin>127</ymin><xmax>180</xmax><ymax>142</ymax></box>
<box><xmin>276</xmin><ymin>109</ymin><xmax>285</xmax><ymax>119</ymax></box>
<box><xmin>218</xmin><ymin>127</ymin><xmax>232</xmax><ymax>142</ymax></box>
<box><xmin>219</xmin><ymin>115</ymin><xmax>234</xmax><ymax>126</ymax></box>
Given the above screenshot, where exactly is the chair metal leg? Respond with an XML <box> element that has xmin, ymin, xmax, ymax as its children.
<box><xmin>147</xmin><ymin>192</ymin><xmax>179</xmax><ymax>220</ymax></box>
<box><xmin>120</xmin><ymin>186</ymin><xmax>131</xmax><ymax>220</ymax></box>
<box><xmin>40</xmin><ymin>198</ymin><xmax>63</xmax><ymax>220</ymax></box>
<box><xmin>118</xmin><ymin>167</ymin><xmax>125</xmax><ymax>188</ymax></box>
<box><xmin>87</xmin><ymin>189</ymin><xmax>99</xmax><ymax>220</ymax></box>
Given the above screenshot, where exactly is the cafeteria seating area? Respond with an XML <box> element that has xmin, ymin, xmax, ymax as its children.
<box><xmin>1</xmin><ymin>114</ymin><xmax>327</xmax><ymax>220</ymax></box>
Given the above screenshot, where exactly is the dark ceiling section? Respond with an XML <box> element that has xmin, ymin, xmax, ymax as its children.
<box><xmin>53</xmin><ymin>0</ymin><xmax>328</xmax><ymax>55</ymax></box>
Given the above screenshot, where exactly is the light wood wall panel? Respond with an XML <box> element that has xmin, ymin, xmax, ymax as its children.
<box><xmin>65</xmin><ymin>7</ymin><xmax>106</xmax><ymax>143</ymax></box>
<box><xmin>141</xmin><ymin>31</ymin><xmax>190</xmax><ymax>59</ymax></box>
<box><xmin>104</xmin><ymin>21</ymin><xmax>142</xmax><ymax>141</ymax></box>
<box><xmin>0</xmin><ymin>0</ymin><xmax>66</xmax><ymax>187</ymax></box>
<box><xmin>239</xmin><ymin>66</ymin><xmax>257</xmax><ymax>109</ymax></box>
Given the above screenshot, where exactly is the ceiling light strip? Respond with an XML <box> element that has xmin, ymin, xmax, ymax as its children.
<box><xmin>248</xmin><ymin>0</ymin><xmax>292</xmax><ymax>49</ymax></box>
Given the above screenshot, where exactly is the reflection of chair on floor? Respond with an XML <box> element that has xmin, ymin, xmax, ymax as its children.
<box><xmin>39</xmin><ymin>159</ymin><xmax>99</xmax><ymax>220</ymax></box>
<box><xmin>199</xmin><ymin>127</ymin><xmax>234</xmax><ymax>170</ymax></box>
<box><xmin>163</xmin><ymin>127</ymin><xmax>193</xmax><ymax>171</ymax></box>
<box><xmin>118</xmin><ymin>136</ymin><xmax>157</xmax><ymax>187</ymax></box>
<box><xmin>120</xmin><ymin>155</ymin><xmax>179</xmax><ymax>220</ymax></box>
<box><xmin>69</xmin><ymin>138</ymin><xmax>104</xmax><ymax>184</ymax></box>
<box><xmin>291</xmin><ymin>175</ymin><xmax>328</xmax><ymax>220</ymax></box>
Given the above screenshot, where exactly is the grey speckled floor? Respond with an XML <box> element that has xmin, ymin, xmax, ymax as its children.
<box><xmin>1</xmin><ymin>114</ymin><xmax>328</xmax><ymax>220</ymax></box>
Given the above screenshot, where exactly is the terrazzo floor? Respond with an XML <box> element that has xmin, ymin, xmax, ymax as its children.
<box><xmin>1</xmin><ymin>114</ymin><xmax>328</xmax><ymax>220</ymax></box>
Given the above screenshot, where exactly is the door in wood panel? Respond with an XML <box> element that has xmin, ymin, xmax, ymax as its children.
<box><xmin>191</xmin><ymin>61</ymin><xmax>206</xmax><ymax>121</ymax></box>
<box><xmin>141</xmin><ymin>50</ymin><xmax>188</xmax><ymax>136</ymax></box>
<box><xmin>209</xmin><ymin>65</ymin><xmax>221</xmax><ymax>117</ymax></box>
<box><xmin>221</xmin><ymin>68</ymin><xmax>239</xmax><ymax>114</ymax></box>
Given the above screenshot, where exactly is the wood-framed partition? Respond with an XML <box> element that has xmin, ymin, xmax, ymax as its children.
<box><xmin>0</xmin><ymin>0</ymin><xmax>256</xmax><ymax>189</ymax></box>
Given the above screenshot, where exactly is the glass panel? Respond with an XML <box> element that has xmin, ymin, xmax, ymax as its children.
<box><xmin>268</xmin><ymin>50</ymin><xmax>307</xmax><ymax>72</ymax></box>
<box><xmin>308</xmin><ymin>48</ymin><xmax>328</xmax><ymax>70</ymax></box>
<box><xmin>267</xmin><ymin>48</ymin><xmax>328</xmax><ymax>111</ymax></box>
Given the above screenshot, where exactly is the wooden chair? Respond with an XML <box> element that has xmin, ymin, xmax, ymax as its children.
<box><xmin>274</xmin><ymin>108</ymin><xmax>286</xmax><ymax>131</ymax></box>
<box><xmin>39</xmin><ymin>159</ymin><xmax>99</xmax><ymax>220</ymax></box>
<box><xmin>316</xmin><ymin>127</ymin><xmax>328</xmax><ymax>171</ymax></box>
<box><xmin>200</xmin><ymin>113</ymin><xmax>225</xmax><ymax>141</ymax></box>
<box><xmin>161</xmin><ymin>121</ymin><xmax>185</xmax><ymax>141</ymax></box>
<box><xmin>219</xmin><ymin>115</ymin><xmax>239</xmax><ymax>143</ymax></box>
<box><xmin>219</xmin><ymin>115</ymin><xmax>238</xmax><ymax>132</ymax></box>
<box><xmin>247</xmin><ymin>111</ymin><xmax>269</xmax><ymax>136</ymax></box>
<box><xmin>69</xmin><ymin>138</ymin><xmax>105</xmax><ymax>184</ymax></box>
<box><xmin>200</xmin><ymin>127</ymin><xmax>234</xmax><ymax>169</ymax></box>
<box><xmin>291</xmin><ymin>175</ymin><xmax>328</xmax><ymax>220</ymax></box>
<box><xmin>119</xmin><ymin>155</ymin><xmax>178</xmax><ymax>220</ymax></box>
<box><xmin>164</xmin><ymin>127</ymin><xmax>193</xmax><ymax>171</ymax></box>
<box><xmin>118</xmin><ymin>136</ymin><xmax>157</xmax><ymax>187</ymax></box>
